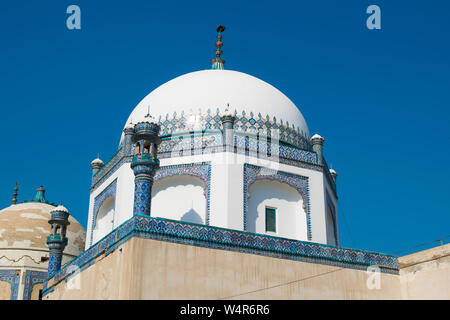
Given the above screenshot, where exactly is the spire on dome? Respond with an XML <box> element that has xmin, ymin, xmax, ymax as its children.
<box><xmin>211</xmin><ymin>25</ymin><xmax>225</xmax><ymax>70</ymax></box>
<box><xmin>33</xmin><ymin>186</ymin><xmax>46</xmax><ymax>203</ymax></box>
<box><xmin>12</xmin><ymin>182</ymin><xmax>18</xmax><ymax>205</ymax></box>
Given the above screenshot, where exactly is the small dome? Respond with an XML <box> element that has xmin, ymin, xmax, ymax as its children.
<box><xmin>141</xmin><ymin>114</ymin><xmax>158</xmax><ymax>125</ymax></box>
<box><xmin>0</xmin><ymin>202</ymin><xmax>86</xmax><ymax>256</ymax></box>
<box><xmin>124</xmin><ymin>121</ymin><xmax>134</xmax><ymax>130</ymax></box>
<box><xmin>51</xmin><ymin>205</ymin><xmax>69</xmax><ymax>214</ymax></box>
<box><xmin>311</xmin><ymin>134</ymin><xmax>324</xmax><ymax>141</ymax></box>
<box><xmin>91</xmin><ymin>158</ymin><xmax>104</xmax><ymax>166</ymax></box>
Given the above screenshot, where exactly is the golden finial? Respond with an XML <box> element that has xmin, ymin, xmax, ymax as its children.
<box><xmin>12</xmin><ymin>182</ymin><xmax>18</xmax><ymax>205</ymax></box>
<box><xmin>211</xmin><ymin>25</ymin><xmax>226</xmax><ymax>69</ymax></box>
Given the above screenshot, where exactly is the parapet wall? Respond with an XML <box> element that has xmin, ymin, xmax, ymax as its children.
<box><xmin>42</xmin><ymin>215</ymin><xmax>406</xmax><ymax>299</ymax></box>
<box><xmin>44</xmin><ymin>237</ymin><xmax>403</xmax><ymax>299</ymax></box>
<box><xmin>399</xmin><ymin>244</ymin><xmax>450</xmax><ymax>299</ymax></box>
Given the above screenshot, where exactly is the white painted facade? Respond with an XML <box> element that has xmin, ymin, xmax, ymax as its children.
<box><xmin>86</xmin><ymin>69</ymin><xmax>339</xmax><ymax>249</ymax></box>
<box><xmin>86</xmin><ymin>150</ymin><xmax>337</xmax><ymax>248</ymax></box>
<box><xmin>151</xmin><ymin>175</ymin><xmax>207</xmax><ymax>224</ymax></box>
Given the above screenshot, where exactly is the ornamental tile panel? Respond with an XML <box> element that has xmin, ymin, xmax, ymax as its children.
<box><xmin>42</xmin><ymin>215</ymin><xmax>398</xmax><ymax>297</ymax></box>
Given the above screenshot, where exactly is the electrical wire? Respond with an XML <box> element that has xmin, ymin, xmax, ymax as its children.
<box><xmin>219</xmin><ymin>267</ymin><xmax>345</xmax><ymax>300</ymax></box>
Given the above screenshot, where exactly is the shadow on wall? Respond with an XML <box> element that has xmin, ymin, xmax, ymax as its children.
<box><xmin>181</xmin><ymin>208</ymin><xmax>203</xmax><ymax>225</ymax></box>
<box><xmin>247</xmin><ymin>179</ymin><xmax>305</xmax><ymax>240</ymax></box>
<box><xmin>151</xmin><ymin>175</ymin><xmax>207</xmax><ymax>224</ymax></box>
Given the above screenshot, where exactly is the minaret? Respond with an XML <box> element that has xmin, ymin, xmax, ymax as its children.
<box><xmin>311</xmin><ymin>134</ymin><xmax>325</xmax><ymax>165</ymax></box>
<box><xmin>211</xmin><ymin>25</ymin><xmax>226</xmax><ymax>70</ymax></box>
<box><xmin>131</xmin><ymin>113</ymin><xmax>161</xmax><ymax>216</ymax></box>
<box><xmin>221</xmin><ymin>104</ymin><xmax>236</xmax><ymax>151</ymax></box>
<box><xmin>46</xmin><ymin>205</ymin><xmax>70</xmax><ymax>278</ymax></box>
<box><xmin>91</xmin><ymin>157</ymin><xmax>104</xmax><ymax>183</ymax></box>
<box><xmin>12</xmin><ymin>182</ymin><xmax>18</xmax><ymax>205</ymax></box>
<box><xmin>123</xmin><ymin>120</ymin><xmax>135</xmax><ymax>156</ymax></box>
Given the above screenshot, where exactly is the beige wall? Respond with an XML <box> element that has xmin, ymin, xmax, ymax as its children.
<box><xmin>0</xmin><ymin>280</ymin><xmax>11</xmax><ymax>300</ymax></box>
<box><xmin>44</xmin><ymin>238</ymin><xmax>450</xmax><ymax>300</ymax></box>
<box><xmin>45</xmin><ymin>237</ymin><xmax>404</xmax><ymax>300</ymax></box>
<box><xmin>399</xmin><ymin>244</ymin><xmax>450</xmax><ymax>300</ymax></box>
<box><xmin>30</xmin><ymin>283</ymin><xmax>43</xmax><ymax>300</ymax></box>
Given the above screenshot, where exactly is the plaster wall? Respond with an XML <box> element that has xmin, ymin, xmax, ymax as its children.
<box><xmin>44</xmin><ymin>237</ymin><xmax>402</xmax><ymax>300</ymax></box>
<box><xmin>398</xmin><ymin>244</ymin><xmax>450</xmax><ymax>299</ymax></box>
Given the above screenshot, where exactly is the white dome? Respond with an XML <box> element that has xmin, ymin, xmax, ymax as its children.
<box><xmin>122</xmin><ymin>69</ymin><xmax>309</xmax><ymax>142</ymax></box>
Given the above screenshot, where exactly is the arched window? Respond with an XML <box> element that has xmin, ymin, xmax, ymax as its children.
<box><xmin>134</xmin><ymin>142</ymin><xmax>140</xmax><ymax>155</ymax></box>
<box><xmin>143</xmin><ymin>142</ymin><xmax>151</xmax><ymax>154</ymax></box>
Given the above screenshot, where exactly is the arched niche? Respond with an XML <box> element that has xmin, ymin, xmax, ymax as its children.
<box><xmin>92</xmin><ymin>196</ymin><xmax>115</xmax><ymax>244</ymax></box>
<box><xmin>90</xmin><ymin>180</ymin><xmax>117</xmax><ymax>246</ymax></box>
<box><xmin>247</xmin><ymin>179</ymin><xmax>307</xmax><ymax>241</ymax></box>
<box><xmin>153</xmin><ymin>162</ymin><xmax>211</xmax><ymax>224</ymax></box>
<box><xmin>243</xmin><ymin>164</ymin><xmax>311</xmax><ymax>240</ymax></box>
<box><xmin>151</xmin><ymin>175</ymin><xmax>206</xmax><ymax>225</ymax></box>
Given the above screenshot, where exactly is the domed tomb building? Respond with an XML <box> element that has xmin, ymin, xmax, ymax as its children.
<box><xmin>39</xmin><ymin>25</ymin><xmax>450</xmax><ymax>301</ymax></box>
<box><xmin>86</xmin><ymin>26</ymin><xmax>338</xmax><ymax>249</ymax></box>
<box><xmin>0</xmin><ymin>186</ymin><xmax>85</xmax><ymax>300</ymax></box>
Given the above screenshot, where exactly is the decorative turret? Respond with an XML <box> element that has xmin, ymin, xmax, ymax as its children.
<box><xmin>221</xmin><ymin>104</ymin><xmax>236</xmax><ymax>150</ymax></box>
<box><xmin>123</xmin><ymin>120</ymin><xmax>135</xmax><ymax>156</ymax></box>
<box><xmin>91</xmin><ymin>157</ymin><xmax>104</xmax><ymax>181</ymax></box>
<box><xmin>131</xmin><ymin>113</ymin><xmax>161</xmax><ymax>216</ymax></box>
<box><xmin>33</xmin><ymin>186</ymin><xmax>46</xmax><ymax>202</ymax></box>
<box><xmin>311</xmin><ymin>134</ymin><xmax>325</xmax><ymax>165</ymax></box>
<box><xmin>329</xmin><ymin>168</ymin><xmax>338</xmax><ymax>183</ymax></box>
<box><xmin>211</xmin><ymin>25</ymin><xmax>226</xmax><ymax>70</ymax></box>
<box><xmin>46</xmin><ymin>205</ymin><xmax>70</xmax><ymax>278</ymax></box>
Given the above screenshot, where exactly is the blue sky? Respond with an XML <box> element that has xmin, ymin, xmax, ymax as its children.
<box><xmin>0</xmin><ymin>1</ymin><xmax>448</xmax><ymax>255</ymax></box>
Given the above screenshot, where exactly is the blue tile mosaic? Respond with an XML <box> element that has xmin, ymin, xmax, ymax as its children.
<box><xmin>42</xmin><ymin>215</ymin><xmax>399</xmax><ymax>297</ymax></box>
<box><xmin>0</xmin><ymin>269</ymin><xmax>20</xmax><ymax>300</ymax></box>
<box><xmin>23</xmin><ymin>270</ymin><xmax>47</xmax><ymax>300</ymax></box>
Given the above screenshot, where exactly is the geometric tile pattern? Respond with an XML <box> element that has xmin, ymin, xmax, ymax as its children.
<box><xmin>48</xmin><ymin>251</ymin><xmax>63</xmax><ymax>279</ymax></box>
<box><xmin>0</xmin><ymin>269</ymin><xmax>20</xmax><ymax>300</ymax></box>
<box><xmin>43</xmin><ymin>215</ymin><xmax>399</xmax><ymax>297</ymax></box>
<box><xmin>23</xmin><ymin>270</ymin><xmax>47</xmax><ymax>300</ymax></box>
<box><xmin>243</xmin><ymin>163</ymin><xmax>312</xmax><ymax>240</ymax></box>
<box><xmin>154</xmin><ymin>109</ymin><xmax>312</xmax><ymax>152</ymax></box>
<box><xmin>132</xmin><ymin>174</ymin><xmax>154</xmax><ymax>217</ymax></box>
<box><xmin>158</xmin><ymin>133</ymin><xmax>222</xmax><ymax>156</ymax></box>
